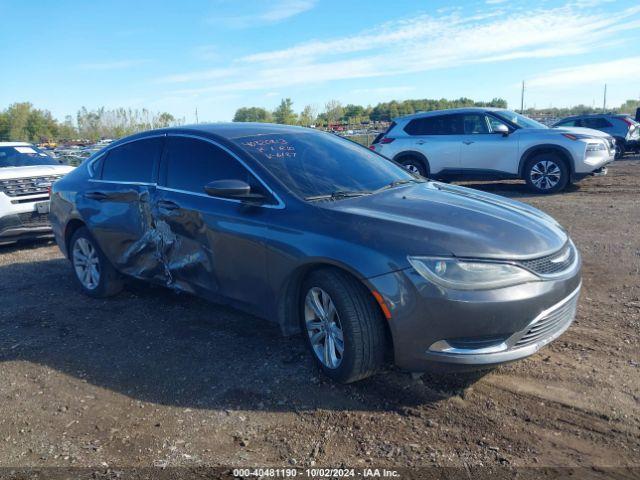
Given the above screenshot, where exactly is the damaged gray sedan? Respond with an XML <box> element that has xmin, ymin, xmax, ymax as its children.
<box><xmin>50</xmin><ymin>124</ymin><xmax>581</xmax><ymax>383</ymax></box>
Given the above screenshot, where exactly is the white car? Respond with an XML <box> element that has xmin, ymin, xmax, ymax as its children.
<box><xmin>370</xmin><ymin>108</ymin><xmax>615</xmax><ymax>193</ymax></box>
<box><xmin>0</xmin><ymin>142</ymin><xmax>74</xmax><ymax>245</ymax></box>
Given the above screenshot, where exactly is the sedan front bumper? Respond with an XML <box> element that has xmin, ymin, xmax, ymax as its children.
<box><xmin>368</xmin><ymin>257</ymin><xmax>581</xmax><ymax>372</ymax></box>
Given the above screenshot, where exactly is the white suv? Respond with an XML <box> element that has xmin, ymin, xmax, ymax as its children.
<box><xmin>370</xmin><ymin>108</ymin><xmax>615</xmax><ymax>193</ymax></box>
<box><xmin>0</xmin><ymin>142</ymin><xmax>74</xmax><ymax>245</ymax></box>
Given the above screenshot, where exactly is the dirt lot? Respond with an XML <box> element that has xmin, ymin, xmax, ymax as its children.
<box><xmin>0</xmin><ymin>157</ymin><xmax>638</xmax><ymax>472</ymax></box>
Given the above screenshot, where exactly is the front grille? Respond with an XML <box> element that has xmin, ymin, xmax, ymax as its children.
<box><xmin>518</xmin><ymin>242</ymin><xmax>576</xmax><ymax>276</ymax></box>
<box><xmin>0</xmin><ymin>175</ymin><xmax>62</xmax><ymax>197</ymax></box>
<box><xmin>514</xmin><ymin>292</ymin><xmax>579</xmax><ymax>348</ymax></box>
<box><xmin>18</xmin><ymin>212</ymin><xmax>50</xmax><ymax>228</ymax></box>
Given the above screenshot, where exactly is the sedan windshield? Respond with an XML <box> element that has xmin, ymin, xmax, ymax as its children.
<box><xmin>0</xmin><ymin>145</ymin><xmax>58</xmax><ymax>168</ymax></box>
<box><xmin>493</xmin><ymin>110</ymin><xmax>547</xmax><ymax>129</ymax></box>
<box><xmin>236</xmin><ymin>131</ymin><xmax>417</xmax><ymax>199</ymax></box>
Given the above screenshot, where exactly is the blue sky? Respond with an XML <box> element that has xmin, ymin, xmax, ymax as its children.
<box><xmin>1</xmin><ymin>0</ymin><xmax>639</xmax><ymax>122</ymax></box>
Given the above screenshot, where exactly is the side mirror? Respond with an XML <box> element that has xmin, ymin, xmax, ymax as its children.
<box><xmin>493</xmin><ymin>124</ymin><xmax>510</xmax><ymax>136</ymax></box>
<box><xmin>204</xmin><ymin>179</ymin><xmax>251</xmax><ymax>198</ymax></box>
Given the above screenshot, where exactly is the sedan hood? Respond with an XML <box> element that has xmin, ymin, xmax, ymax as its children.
<box><xmin>323</xmin><ymin>182</ymin><xmax>567</xmax><ymax>260</ymax></box>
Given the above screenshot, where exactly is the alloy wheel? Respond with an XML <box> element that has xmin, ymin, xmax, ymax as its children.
<box><xmin>404</xmin><ymin>164</ymin><xmax>420</xmax><ymax>174</ymax></box>
<box><xmin>530</xmin><ymin>160</ymin><xmax>561</xmax><ymax>190</ymax></box>
<box><xmin>304</xmin><ymin>287</ymin><xmax>345</xmax><ymax>369</ymax></box>
<box><xmin>73</xmin><ymin>237</ymin><xmax>101</xmax><ymax>290</ymax></box>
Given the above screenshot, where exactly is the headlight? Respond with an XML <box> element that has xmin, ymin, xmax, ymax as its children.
<box><xmin>407</xmin><ymin>256</ymin><xmax>539</xmax><ymax>290</ymax></box>
<box><xmin>586</xmin><ymin>142</ymin><xmax>606</xmax><ymax>152</ymax></box>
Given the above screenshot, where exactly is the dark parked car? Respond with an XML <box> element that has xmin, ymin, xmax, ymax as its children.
<box><xmin>553</xmin><ymin>114</ymin><xmax>640</xmax><ymax>158</ymax></box>
<box><xmin>50</xmin><ymin>124</ymin><xmax>581</xmax><ymax>383</ymax></box>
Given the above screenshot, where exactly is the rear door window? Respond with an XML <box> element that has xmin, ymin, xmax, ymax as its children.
<box><xmin>101</xmin><ymin>137</ymin><xmax>163</xmax><ymax>182</ymax></box>
<box><xmin>163</xmin><ymin>136</ymin><xmax>266</xmax><ymax>196</ymax></box>
<box><xmin>583</xmin><ymin>118</ymin><xmax>612</xmax><ymax>128</ymax></box>
<box><xmin>404</xmin><ymin>115</ymin><xmax>461</xmax><ymax>135</ymax></box>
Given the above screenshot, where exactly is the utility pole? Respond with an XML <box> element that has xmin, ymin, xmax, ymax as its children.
<box><xmin>602</xmin><ymin>84</ymin><xmax>607</xmax><ymax>113</ymax></box>
<box><xmin>195</xmin><ymin>108</ymin><xmax>199</xmax><ymax>124</ymax></box>
<box><xmin>520</xmin><ymin>81</ymin><xmax>525</xmax><ymax>113</ymax></box>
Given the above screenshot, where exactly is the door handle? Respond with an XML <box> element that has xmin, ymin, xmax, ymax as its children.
<box><xmin>158</xmin><ymin>200</ymin><xmax>180</xmax><ymax>211</ymax></box>
<box><xmin>85</xmin><ymin>191</ymin><xmax>108</xmax><ymax>201</ymax></box>
<box><xmin>416</xmin><ymin>140</ymin><xmax>426</xmax><ymax>145</ymax></box>
<box><xmin>463</xmin><ymin>140</ymin><xmax>475</xmax><ymax>145</ymax></box>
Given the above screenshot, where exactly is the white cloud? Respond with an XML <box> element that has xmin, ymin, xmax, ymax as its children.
<box><xmin>527</xmin><ymin>56</ymin><xmax>640</xmax><ymax>88</ymax></box>
<box><xmin>158</xmin><ymin>67</ymin><xmax>236</xmax><ymax>84</ymax></box>
<box><xmin>163</xmin><ymin>3</ymin><xmax>640</xmax><ymax>97</ymax></box>
<box><xmin>214</xmin><ymin>0</ymin><xmax>317</xmax><ymax>28</ymax></box>
<box><xmin>78</xmin><ymin>60</ymin><xmax>149</xmax><ymax>71</ymax></box>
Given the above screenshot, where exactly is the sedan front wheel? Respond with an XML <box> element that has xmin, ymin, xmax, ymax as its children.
<box><xmin>301</xmin><ymin>269</ymin><xmax>388</xmax><ymax>383</ymax></box>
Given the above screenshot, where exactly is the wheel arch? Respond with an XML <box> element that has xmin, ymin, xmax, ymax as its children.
<box><xmin>64</xmin><ymin>218</ymin><xmax>87</xmax><ymax>257</ymax></box>
<box><xmin>275</xmin><ymin>261</ymin><xmax>393</xmax><ymax>351</ymax></box>
<box><xmin>518</xmin><ymin>144</ymin><xmax>575</xmax><ymax>178</ymax></box>
<box><xmin>392</xmin><ymin>150</ymin><xmax>430</xmax><ymax>175</ymax></box>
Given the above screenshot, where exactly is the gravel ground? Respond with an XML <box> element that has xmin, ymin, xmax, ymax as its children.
<box><xmin>0</xmin><ymin>156</ymin><xmax>638</xmax><ymax>471</ymax></box>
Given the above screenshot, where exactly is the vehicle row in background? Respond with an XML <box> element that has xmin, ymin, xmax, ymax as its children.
<box><xmin>0</xmin><ymin>142</ymin><xmax>74</xmax><ymax>245</ymax></box>
<box><xmin>552</xmin><ymin>113</ymin><xmax>640</xmax><ymax>159</ymax></box>
<box><xmin>370</xmin><ymin>108</ymin><xmax>615</xmax><ymax>194</ymax></box>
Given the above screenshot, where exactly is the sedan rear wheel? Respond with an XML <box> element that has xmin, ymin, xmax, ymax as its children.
<box><xmin>69</xmin><ymin>227</ymin><xmax>123</xmax><ymax>298</ymax></box>
<box><xmin>73</xmin><ymin>238</ymin><xmax>101</xmax><ymax>290</ymax></box>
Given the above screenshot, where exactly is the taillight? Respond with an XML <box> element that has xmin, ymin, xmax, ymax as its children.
<box><xmin>368</xmin><ymin>145</ymin><xmax>376</xmax><ymax>150</ymax></box>
<box><xmin>620</xmin><ymin>117</ymin><xmax>634</xmax><ymax>126</ymax></box>
<box><xmin>47</xmin><ymin>186</ymin><xmax>52</xmax><ymax>196</ymax></box>
<box><xmin>380</xmin><ymin>137</ymin><xmax>395</xmax><ymax>144</ymax></box>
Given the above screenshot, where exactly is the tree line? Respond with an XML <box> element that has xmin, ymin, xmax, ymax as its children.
<box><xmin>0</xmin><ymin>102</ymin><xmax>182</xmax><ymax>143</ymax></box>
<box><xmin>233</xmin><ymin>97</ymin><xmax>509</xmax><ymax>126</ymax></box>
<box><xmin>233</xmin><ymin>97</ymin><xmax>640</xmax><ymax>127</ymax></box>
<box><xmin>2</xmin><ymin>97</ymin><xmax>638</xmax><ymax>144</ymax></box>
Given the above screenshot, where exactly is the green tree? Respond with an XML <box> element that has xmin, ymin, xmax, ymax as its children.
<box><xmin>233</xmin><ymin>107</ymin><xmax>272</xmax><ymax>123</ymax></box>
<box><xmin>342</xmin><ymin>104</ymin><xmax>366</xmax><ymax>123</ymax></box>
<box><xmin>619</xmin><ymin>99</ymin><xmax>640</xmax><ymax>115</ymax></box>
<box><xmin>298</xmin><ymin>104</ymin><xmax>317</xmax><ymax>127</ymax></box>
<box><xmin>156</xmin><ymin>112</ymin><xmax>176</xmax><ymax>128</ymax></box>
<box><xmin>323</xmin><ymin>100</ymin><xmax>344</xmax><ymax>126</ymax></box>
<box><xmin>273</xmin><ymin>98</ymin><xmax>297</xmax><ymax>125</ymax></box>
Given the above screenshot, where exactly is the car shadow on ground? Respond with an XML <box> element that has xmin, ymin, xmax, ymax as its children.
<box><xmin>0</xmin><ymin>258</ymin><xmax>489</xmax><ymax>413</ymax></box>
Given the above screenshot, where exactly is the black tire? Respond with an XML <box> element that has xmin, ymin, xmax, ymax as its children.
<box><xmin>398</xmin><ymin>156</ymin><xmax>428</xmax><ymax>177</ymax></box>
<box><xmin>69</xmin><ymin>227</ymin><xmax>123</xmax><ymax>298</ymax></box>
<box><xmin>301</xmin><ymin>269</ymin><xmax>388</xmax><ymax>383</ymax></box>
<box><xmin>614</xmin><ymin>139</ymin><xmax>626</xmax><ymax>159</ymax></box>
<box><xmin>524</xmin><ymin>154</ymin><xmax>569</xmax><ymax>194</ymax></box>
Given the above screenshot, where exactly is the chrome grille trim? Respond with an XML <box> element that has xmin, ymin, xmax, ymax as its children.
<box><xmin>0</xmin><ymin>175</ymin><xmax>62</xmax><ymax>197</ymax></box>
<box><xmin>517</xmin><ymin>241</ymin><xmax>577</xmax><ymax>277</ymax></box>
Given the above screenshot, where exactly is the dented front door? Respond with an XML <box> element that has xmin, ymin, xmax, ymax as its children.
<box><xmin>151</xmin><ymin>135</ymin><xmax>270</xmax><ymax>310</ymax></box>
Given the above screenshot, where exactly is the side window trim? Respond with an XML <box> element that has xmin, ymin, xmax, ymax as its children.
<box><xmin>89</xmin><ymin>133</ymin><xmax>166</xmax><ymax>184</ymax></box>
<box><xmin>160</xmin><ymin>133</ymin><xmax>285</xmax><ymax>210</ymax></box>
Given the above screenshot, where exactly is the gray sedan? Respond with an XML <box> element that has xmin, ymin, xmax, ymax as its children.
<box><xmin>50</xmin><ymin>123</ymin><xmax>581</xmax><ymax>383</ymax></box>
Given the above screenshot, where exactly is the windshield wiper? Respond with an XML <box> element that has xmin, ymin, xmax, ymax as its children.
<box><xmin>374</xmin><ymin>178</ymin><xmax>425</xmax><ymax>193</ymax></box>
<box><xmin>305</xmin><ymin>190</ymin><xmax>372</xmax><ymax>201</ymax></box>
